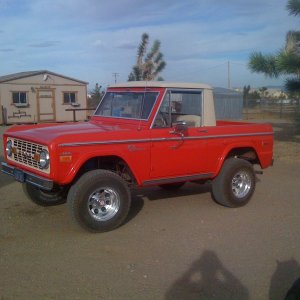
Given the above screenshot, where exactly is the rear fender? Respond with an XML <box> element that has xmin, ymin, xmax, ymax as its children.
<box><xmin>214</xmin><ymin>143</ymin><xmax>259</xmax><ymax>177</ymax></box>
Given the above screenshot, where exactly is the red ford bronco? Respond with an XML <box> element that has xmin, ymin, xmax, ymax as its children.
<box><xmin>1</xmin><ymin>82</ymin><xmax>274</xmax><ymax>232</ymax></box>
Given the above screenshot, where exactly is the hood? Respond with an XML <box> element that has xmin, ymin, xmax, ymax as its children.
<box><xmin>5</xmin><ymin>120</ymin><xmax>138</xmax><ymax>145</ymax></box>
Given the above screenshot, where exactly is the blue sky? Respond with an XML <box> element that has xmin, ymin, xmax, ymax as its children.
<box><xmin>0</xmin><ymin>0</ymin><xmax>298</xmax><ymax>90</ymax></box>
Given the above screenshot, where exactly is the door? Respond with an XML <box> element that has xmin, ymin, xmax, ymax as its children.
<box><xmin>37</xmin><ymin>89</ymin><xmax>55</xmax><ymax>122</ymax></box>
<box><xmin>150</xmin><ymin>89</ymin><xmax>210</xmax><ymax>179</ymax></box>
<box><xmin>150</xmin><ymin>127</ymin><xmax>209</xmax><ymax>179</ymax></box>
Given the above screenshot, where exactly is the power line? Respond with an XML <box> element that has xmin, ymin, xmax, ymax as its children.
<box><xmin>202</xmin><ymin>62</ymin><xmax>228</xmax><ymax>71</ymax></box>
<box><xmin>231</xmin><ymin>61</ymin><xmax>248</xmax><ymax>67</ymax></box>
<box><xmin>200</xmin><ymin>60</ymin><xmax>250</xmax><ymax>89</ymax></box>
<box><xmin>202</xmin><ymin>61</ymin><xmax>247</xmax><ymax>72</ymax></box>
<box><xmin>228</xmin><ymin>61</ymin><xmax>231</xmax><ymax>89</ymax></box>
<box><xmin>112</xmin><ymin>72</ymin><xmax>119</xmax><ymax>83</ymax></box>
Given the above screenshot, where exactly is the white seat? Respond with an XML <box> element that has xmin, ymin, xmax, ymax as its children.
<box><xmin>176</xmin><ymin>115</ymin><xmax>201</xmax><ymax>127</ymax></box>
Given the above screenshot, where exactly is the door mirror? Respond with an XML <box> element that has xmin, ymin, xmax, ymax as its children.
<box><xmin>173</xmin><ymin>121</ymin><xmax>188</xmax><ymax>134</ymax></box>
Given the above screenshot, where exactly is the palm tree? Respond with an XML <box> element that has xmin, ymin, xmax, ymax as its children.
<box><xmin>128</xmin><ymin>33</ymin><xmax>166</xmax><ymax>81</ymax></box>
<box><xmin>249</xmin><ymin>0</ymin><xmax>300</xmax><ymax>93</ymax></box>
<box><xmin>287</xmin><ymin>0</ymin><xmax>300</xmax><ymax>15</ymax></box>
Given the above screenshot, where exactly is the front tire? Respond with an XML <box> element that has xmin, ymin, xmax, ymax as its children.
<box><xmin>67</xmin><ymin>170</ymin><xmax>131</xmax><ymax>232</ymax></box>
<box><xmin>212</xmin><ymin>158</ymin><xmax>256</xmax><ymax>208</ymax></box>
<box><xmin>23</xmin><ymin>183</ymin><xmax>67</xmax><ymax>206</ymax></box>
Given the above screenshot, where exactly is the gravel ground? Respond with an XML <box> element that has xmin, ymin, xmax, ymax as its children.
<box><xmin>274</xmin><ymin>141</ymin><xmax>300</xmax><ymax>163</ymax></box>
<box><xmin>0</xmin><ymin>122</ymin><xmax>300</xmax><ymax>299</ymax></box>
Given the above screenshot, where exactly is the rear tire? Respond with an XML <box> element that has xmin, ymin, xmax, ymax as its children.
<box><xmin>67</xmin><ymin>170</ymin><xmax>131</xmax><ymax>232</ymax></box>
<box><xmin>212</xmin><ymin>158</ymin><xmax>256</xmax><ymax>208</ymax></box>
<box><xmin>23</xmin><ymin>183</ymin><xmax>67</xmax><ymax>206</ymax></box>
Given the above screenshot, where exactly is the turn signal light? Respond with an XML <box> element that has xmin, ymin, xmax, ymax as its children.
<box><xmin>59</xmin><ymin>155</ymin><xmax>72</xmax><ymax>163</ymax></box>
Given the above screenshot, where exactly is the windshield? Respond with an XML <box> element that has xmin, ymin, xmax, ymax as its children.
<box><xmin>95</xmin><ymin>91</ymin><xmax>159</xmax><ymax>120</ymax></box>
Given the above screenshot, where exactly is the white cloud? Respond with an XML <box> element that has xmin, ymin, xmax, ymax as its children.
<box><xmin>92</xmin><ymin>39</ymin><xmax>106</xmax><ymax>48</ymax></box>
<box><xmin>0</xmin><ymin>0</ymin><xmax>296</xmax><ymax>88</ymax></box>
<box><xmin>29</xmin><ymin>41</ymin><xmax>61</xmax><ymax>48</ymax></box>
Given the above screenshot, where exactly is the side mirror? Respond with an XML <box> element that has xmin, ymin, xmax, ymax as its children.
<box><xmin>173</xmin><ymin>121</ymin><xmax>188</xmax><ymax>134</ymax></box>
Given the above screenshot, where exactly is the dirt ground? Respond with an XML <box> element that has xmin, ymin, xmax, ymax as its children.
<box><xmin>0</xmin><ymin>122</ymin><xmax>300</xmax><ymax>300</ymax></box>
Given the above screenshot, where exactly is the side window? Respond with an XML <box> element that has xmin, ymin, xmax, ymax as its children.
<box><xmin>153</xmin><ymin>92</ymin><xmax>171</xmax><ymax>128</ymax></box>
<box><xmin>12</xmin><ymin>92</ymin><xmax>27</xmax><ymax>106</ymax></box>
<box><xmin>153</xmin><ymin>90</ymin><xmax>202</xmax><ymax>128</ymax></box>
<box><xmin>63</xmin><ymin>92</ymin><xmax>77</xmax><ymax>104</ymax></box>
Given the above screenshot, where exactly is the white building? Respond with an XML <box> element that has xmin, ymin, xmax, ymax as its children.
<box><xmin>0</xmin><ymin>70</ymin><xmax>88</xmax><ymax>125</ymax></box>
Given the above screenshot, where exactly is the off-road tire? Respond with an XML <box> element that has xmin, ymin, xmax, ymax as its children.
<box><xmin>212</xmin><ymin>158</ymin><xmax>256</xmax><ymax>208</ymax></box>
<box><xmin>67</xmin><ymin>170</ymin><xmax>131</xmax><ymax>232</ymax></box>
<box><xmin>23</xmin><ymin>183</ymin><xmax>67</xmax><ymax>206</ymax></box>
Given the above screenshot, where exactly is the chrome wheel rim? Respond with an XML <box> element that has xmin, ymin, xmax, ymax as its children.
<box><xmin>231</xmin><ymin>171</ymin><xmax>252</xmax><ymax>199</ymax></box>
<box><xmin>87</xmin><ymin>188</ymin><xmax>120</xmax><ymax>221</ymax></box>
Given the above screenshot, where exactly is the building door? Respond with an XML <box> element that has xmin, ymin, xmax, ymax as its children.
<box><xmin>37</xmin><ymin>89</ymin><xmax>55</xmax><ymax>122</ymax></box>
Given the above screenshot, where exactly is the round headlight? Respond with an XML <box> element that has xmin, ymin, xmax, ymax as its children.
<box><xmin>39</xmin><ymin>150</ymin><xmax>50</xmax><ymax>169</ymax></box>
<box><xmin>6</xmin><ymin>140</ymin><xmax>13</xmax><ymax>157</ymax></box>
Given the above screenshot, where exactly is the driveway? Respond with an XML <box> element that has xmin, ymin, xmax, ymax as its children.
<box><xmin>0</xmin><ymin>125</ymin><xmax>299</xmax><ymax>299</ymax></box>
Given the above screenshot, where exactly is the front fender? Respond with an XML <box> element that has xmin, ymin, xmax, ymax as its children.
<box><xmin>53</xmin><ymin>144</ymin><xmax>150</xmax><ymax>185</ymax></box>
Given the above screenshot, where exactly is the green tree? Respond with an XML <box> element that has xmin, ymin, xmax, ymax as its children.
<box><xmin>128</xmin><ymin>33</ymin><xmax>166</xmax><ymax>81</ymax></box>
<box><xmin>259</xmin><ymin>87</ymin><xmax>269</xmax><ymax>98</ymax></box>
<box><xmin>249</xmin><ymin>90</ymin><xmax>261</xmax><ymax>100</ymax></box>
<box><xmin>243</xmin><ymin>85</ymin><xmax>251</xmax><ymax>118</ymax></box>
<box><xmin>287</xmin><ymin>0</ymin><xmax>300</xmax><ymax>15</ymax></box>
<box><xmin>243</xmin><ymin>85</ymin><xmax>251</xmax><ymax>100</ymax></box>
<box><xmin>88</xmin><ymin>83</ymin><xmax>104</xmax><ymax>109</ymax></box>
<box><xmin>248</xmin><ymin>0</ymin><xmax>300</xmax><ymax>94</ymax></box>
<box><xmin>243</xmin><ymin>84</ymin><xmax>251</xmax><ymax>104</ymax></box>
<box><xmin>243</xmin><ymin>86</ymin><xmax>261</xmax><ymax>109</ymax></box>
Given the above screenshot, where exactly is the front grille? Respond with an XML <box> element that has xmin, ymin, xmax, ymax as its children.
<box><xmin>7</xmin><ymin>138</ymin><xmax>50</xmax><ymax>174</ymax></box>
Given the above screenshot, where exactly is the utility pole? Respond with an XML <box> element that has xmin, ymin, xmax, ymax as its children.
<box><xmin>227</xmin><ymin>61</ymin><xmax>231</xmax><ymax>90</ymax></box>
<box><xmin>112</xmin><ymin>73</ymin><xmax>119</xmax><ymax>84</ymax></box>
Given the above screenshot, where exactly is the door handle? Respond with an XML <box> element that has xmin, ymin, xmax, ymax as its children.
<box><xmin>169</xmin><ymin>130</ymin><xmax>184</xmax><ymax>137</ymax></box>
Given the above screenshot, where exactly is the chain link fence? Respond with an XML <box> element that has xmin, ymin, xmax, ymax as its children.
<box><xmin>243</xmin><ymin>98</ymin><xmax>300</xmax><ymax>141</ymax></box>
<box><xmin>243</xmin><ymin>98</ymin><xmax>300</xmax><ymax>120</ymax></box>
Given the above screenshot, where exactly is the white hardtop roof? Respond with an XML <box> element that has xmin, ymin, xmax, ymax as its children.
<box><xmin>109</xmin><ymin>81</ymin><xmax>212</xmax><ymax>90</ymax></box>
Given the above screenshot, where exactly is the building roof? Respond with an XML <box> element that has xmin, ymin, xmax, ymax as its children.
<box><xmin>213</xmin><ymin>87</ymin><xmax>242</xmax><ymax>95</ymax></box>
<box><xmin>0</xmin><ymin>70</ymin><xmax>88</xmax><ymax>84</ymax></box>
<box><xmin>109</xmin><ymin>81</ymin><xmax>212</xmax><ymax>90</ymax></box>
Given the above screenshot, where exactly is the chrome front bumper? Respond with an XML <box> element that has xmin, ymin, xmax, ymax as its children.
<box><xmin>1</xmin><ymin>162</ymin><xmax>53</xmax><ymax>191</ymax></box>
